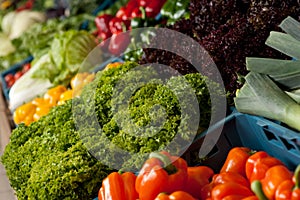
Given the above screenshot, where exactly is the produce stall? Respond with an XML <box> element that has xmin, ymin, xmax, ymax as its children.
<box><xmin>0</xmin><ymin>0</ymin><xmax>300</xmax><ymax>200</ymax></box>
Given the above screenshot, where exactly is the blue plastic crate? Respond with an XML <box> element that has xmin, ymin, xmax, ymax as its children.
<box><xmin>182</xmin><ymin>110</ymin><xmax>300</xmax><ymax>172</ymax></box>
<box><xmin>0</xmin><ymin>56</ymin><xmax>33</xmax><ymax>101</ymax></box>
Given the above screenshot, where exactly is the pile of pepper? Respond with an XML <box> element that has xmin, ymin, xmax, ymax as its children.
<box><xmin>97</xmin><ymin>148</ymin><xmax>300</xmax><ymax>200</ymax></box>
<box><xmin>94</xmin><ymin>0</ymin><xmax>166</xmax><ymax>55</ymax></box>
<box><xmin>13</xmin><ymin>72</ymin><xmax>95</xmax><ymax>125</ymax></box>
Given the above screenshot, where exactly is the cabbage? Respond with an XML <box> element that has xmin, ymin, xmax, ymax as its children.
<box><xmin>9</xmin><ymin>54</ymin><xmax>54</xmax><ymax>111</ymax></box>
<box><xmin>0</xmin><ymin>33</ymin><xmax>15</xmax><ymax>56</ymax></box>
<box><xmin>32</xmin><ymin>30</ymin><xmax>97</xmax><ymax>86</ymax></box>
<box><xmin>1</xmin><ymin>10</ymin><xmax>46</xmax><ymax>40</ymax></box>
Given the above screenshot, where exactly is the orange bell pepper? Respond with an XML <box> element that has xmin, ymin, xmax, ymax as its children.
<box><xmin>246</xmin><ymin>151</ymin><xmax>283</xmax><ymax>183</ymax></box>
<box><xmin>136</xmin><ymin>151</ymin><xmax>188</xmax><ymax>200</ymax></box>
<box><xmin>275</xmin><ymin>165</ymin><xmax>300</xmax><ymax>200</ymax></box>
<box><xmin>213</xmin><ymin>171</ymin><xmax>250</xmax><ymax>188</ymax></box>
<box><xmin>223</xmin><ymin>195</ymin><xmax>258</xmax><ymax>200</ymax></box>
<box><xmin>201</xmin><ymin>171</ymin><xmax>252</xmax><ymax>199</ymax></box>
<box><xmin>211</xmin><ymin>182</ymin><xmax>254</xmax><ymax>200</ymax></box>
<box><xmin>220</xmin><ymin>147</ymin><xmax>252</xmax><ymax>177</ymax></box>
<box><xmin>183</xmin><ymin>166</ymin><xmax>214</xmax><ymax>199</ymax></box>
<box><xmin>254</xmin><ymin>165</ymin><xmax>293</xmax><ymax>200</ymax></box>
<box><xmin>98</xmin><ymin>171</ymin><xmax>138</xmax><ymax>200</ymax></box>
<box><xmin>155</xmin><ymin>191</ymin><xmax>196</xmax><ymax>200</ymax></box>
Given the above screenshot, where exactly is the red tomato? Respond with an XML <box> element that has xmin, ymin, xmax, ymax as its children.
<box><xmin>7</xmin><ymin>79</ymin><xmax>15</xmax><ymax>88</ymax></box>
<box><xmin>22</xmin><ymin>63</ymin><xmax>31</xmax><ymax>73</ymax></box>
<box><xmin>5</xmin><ymin>73</ymin><xmax>14</xmax><ymax>83</ymax></box>
<box><xmin>14</xmin><ymin>71</ymin><xmax>23</xmax><ymax>80</ymax></box>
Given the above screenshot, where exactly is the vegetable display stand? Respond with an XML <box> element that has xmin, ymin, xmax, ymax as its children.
<box><xmin>182</xmin><ymin>110</ymin><xmax>300</xmax><ymax>173</ymax></box>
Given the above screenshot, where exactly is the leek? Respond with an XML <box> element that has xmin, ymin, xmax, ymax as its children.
<box><xmin>236</xmin><ymin>16</ymin><xmax>300</xmax><ymax>132</ymax></box>
<box><xmin>246</xmin><ymin>58</ymin><xmax>300</xmax><ymax>89</ymax></box>
<box><xmin>279</xmin><ymin>16</ymin><xmax>300</xmax><ymax>42</ymax></box>
<box><xmin>265</xmin><ymin>31</ymin><xmax>300</xmax><ymax>60</ymax></box>
<box><xmin>235</xmin><ymin>72</ymin><xmax>300</xmax><ymax>131</ymax></box>
<box><xmin>286</xmin><ymin>89</ymin><xmax>300</xmax><ymax>104</ymax></box>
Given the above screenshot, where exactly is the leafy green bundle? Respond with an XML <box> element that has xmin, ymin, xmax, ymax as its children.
<box><xmin>1</xmin><ymin>100</ymin><xmax>114</xmax><ymax>200</ymax></box>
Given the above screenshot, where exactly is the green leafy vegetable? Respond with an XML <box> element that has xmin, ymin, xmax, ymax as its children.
<box><xmin>31</xmin><ymin>30</ymin><xmax>97</xmax><ymax>86</ymax></box>
<box><xmin>2</xmin><ymin>61</ymin><xmax>215</xmax><ymax>199</ymax></box>
<box><xmin>0</xmin><ymin>32</ymin><xmax>15</xmax><ymax>56</ymax></box>
<box><xmin>1</xmin><ymin>100</ymin><xmax>114</xmax><ymax>200</ymax></box>
<box><xmin>235</xmin><ymin>16</ymin><xmax>300</xmax><ymax>132</ymax></box>
<box><xmin>75</xmin><ymin>61</ymin><xmax>213</xmax><ymax>171</ymax></box>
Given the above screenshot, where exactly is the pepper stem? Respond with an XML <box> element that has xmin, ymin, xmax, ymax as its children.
<box><xmin>139</xmin><ymin>6</ymin><xmax>146</xmax><ymax>19</ymax></box>
<box><xmin>251</xmin><ymin>180</ymin><xmax>268</xmax><ymax>200</ymax></box>
<box><xmin>149</xmin><ymin>152</ymin><xmax>177</xmax><ymax>175</ymax></box>
<box><xmin>294</xmin><ymin>164</ymin><xmax>300</xmax><ymax>189</ymax></box>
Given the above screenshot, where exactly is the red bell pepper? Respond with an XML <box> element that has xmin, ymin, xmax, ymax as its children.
<box><xmin>155</xmin><ymin>191</ymin><xmax>196</xmax><ymax>200</ymax></box>
<box><xmin>116</xmin><ymin>0</ymin><xmax>139</xmax><ymax>20</ymax></box>
<box><xmin>275</xmin><ymin>165</ymin><xmax>300</xmax><ymax>200</ymax></box>
<box><xmin>183</xmin><ymin>166</ymin><xmax>214</xmax><ymax>199</ymax></box>
<box><xmin>115</xmin><ymin>6</ymin><xmax>128</xmax><ymax>20</ymax></box>
<box><xmin>16</xmin><ymin>0</ymin><xmax>34</xmax><ymax>11</ymax></box>
<box><xmin>246</xmin><ymin>151</ymin><xmax>283</xmax><ymax>183</ymax></box>
<box><xmin>98</xmin><ymin>171</ymin><xmax>139</xmax><ymax>200</ymax></box>
<box><xmin>260</xmin><ymin>165</ymin><xmax>293</xmax><ymax>200</ymax></box>
<box><xmin>135</xmin><ymin>151</ymin><xmax>188</xmax><ymax>200</ymax></box>
<box><xmin>213</xmin><ymin>171</ymin><xmax>250</xmax><ymax>188</ymax></box>
<box><xmin>201</xmin><ymin>171</ymin><xmax>252</xmax><ymax>199</ymax></box>
<box><xmin>144</xmin><ymin>0</ymin><xmax>167</xmax><ymax>18</ymax></box>
<box><xmin>211</xmin><ymin>182</ymin><xmax>254</xmax><ymax>200</ymax></box>
<box><xmin>108</xmin><ymin>32</ymin><xmax>131</xmax><ymax>55</ymax></box>
<box><xmin>109</xmin><ymin>17</ymin><xmax>130</xmax><ymax>34</ymax></box>
<box><xmin>223</xmin><ymin>195</ymin><xmax>258</xmax><ymax>200</ymax></box>
<box><xmin>95</xmin><ymin>14</ymin><xmax>114</xmax><ymax>41</ymax></box>
<box><xmin>220</xmin><ymin>147</ymin><xmax>252</xmax><ymax>177</ymax></box>
<box><xmin>200</xmin><ymin>181</ymin><xmax>215</xmax><ymax>200</ymax></box>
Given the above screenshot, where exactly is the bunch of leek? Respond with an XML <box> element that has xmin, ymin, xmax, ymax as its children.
<box><xmin>235</xmin><ymin>16</ymin><xmax>300</xmax><ymax>132</ymax></box>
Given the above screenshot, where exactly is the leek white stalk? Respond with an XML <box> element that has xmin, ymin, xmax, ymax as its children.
<box><xmin>235</xmin><ymin>72</ymin><xmax>300</xmax><ymax>131</ymax></box>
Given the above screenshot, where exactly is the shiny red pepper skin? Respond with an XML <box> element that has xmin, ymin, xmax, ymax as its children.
<box><xmin>211</xmin><ymin>182</ymin><xmax>254</xmax><ymax>200</ymax></box>
<box><xmin>144</xmin><ymin>0</ymin><xmax>167</xmax><ymax>18</ymax></box>
<box><xmin>135</xmin><ymin>151</ymin><xmax>188</xmax><ymax>200</ymax></box>
<box><xmin>220</xmin><ymin>147</ymin><xmax>252</xmax><ymax>177</ymax></box>
<box><xmin>261</xmin><ymin>165</ymin><xmax>293</xmax><ymax>200</ymax></box>
<box><xmin>155</xmin><ymin>191</ymin><xmax>196</xmax><ymax>200</ymax></box>
<box><xmin>98</xmin><ymin>171</ymin><xmax>139</xmax><ymax>200</ymax></box>
<box><xmin>184</xmin><ymin>166</ymin><xmax>214</xmax><ymax>199</ymax></box>
<box><xmin>246</xmin><ymin>151</ymin><xmax>283</xmax><ymax>183</ymax></box>
<box><xmin>201</xmin><ymin>171</ymin><xmax>252</xmax><ymax>199</ymax></box>
<box><xmin>109</xmin><ymin>17</ymin><xmax>130</xmax><ymax>34</ymax></box>
<box><xmin>275</xmin><ymin>165</ymin><xmax>300</xmax><ymax>200</ymax></box>
<box><xmin>108</xmin><ymin>32</ymin><xmax>131</xmax><ymax>55</ymax></box>
<box><xmin>95</xmin><ymin>14</ymin><xmax>114</xmax><ymax>41</ymax></box>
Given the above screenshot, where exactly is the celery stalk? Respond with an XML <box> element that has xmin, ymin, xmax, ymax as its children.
<box><xmin>235</xmin><ymin>72</ymin><xmax>300</xmax><ymax>131</ymax></box>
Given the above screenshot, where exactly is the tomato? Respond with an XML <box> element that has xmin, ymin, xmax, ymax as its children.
<box><xmin>22</xmin><ymin>63</ymin><xmax>31</xmax><ymax>73</ymax></box>
<box><xmin>7</xmin><ymin>79</ymin><xmax>15</xmax><ymax>88</ymax></box>
<box><xmin>4</xmin><ymin>73</ymin><xmax>14</xmax><ymax>83</ymax></box>
<box><xmin>14</xmin><ymin>71</ymin><xmax>23</xmax><ymax>80</ymax></box>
